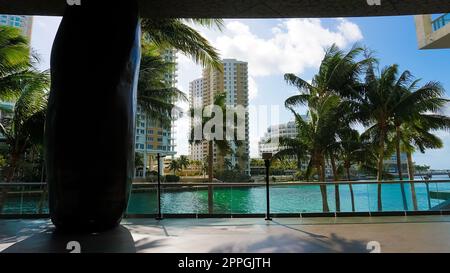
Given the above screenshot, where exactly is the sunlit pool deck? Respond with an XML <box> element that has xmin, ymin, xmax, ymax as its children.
<box><xmin>2</xmin><ymin>215</ymin><xmax>450</xmax><ymax>253</ymax></box>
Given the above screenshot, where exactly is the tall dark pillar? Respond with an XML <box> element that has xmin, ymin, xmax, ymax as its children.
<box><xmin>45</xmin><ymin>1</ymin><xmax>141</xmax><ymax>232</ymax></box>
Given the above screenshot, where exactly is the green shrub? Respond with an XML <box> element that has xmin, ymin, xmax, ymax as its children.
<box><xmin>165</xmin><ymin>175</ymin><xmax>180</xmax><ymax>182</ymax></box>
<box><xmin>215</xmin><ymin>170</ymin><xmax>251</xmax><ymax>182</ymax></box>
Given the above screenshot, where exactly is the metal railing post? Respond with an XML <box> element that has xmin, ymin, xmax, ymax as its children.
<box><xmin>156</xmin><ymin>153</ymin><xmax>162</xmax><ymax>220</ymax></box>
<box><xmin>262</xmin><ymin>153</ymin><xmax>273</xmax><ymax>221</ymax></box>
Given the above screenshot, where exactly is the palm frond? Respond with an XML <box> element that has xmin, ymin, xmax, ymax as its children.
<box><xmin>142</xmin><ymin>19</ymin><xmax>221</xmax><ymax>70</ymax></box>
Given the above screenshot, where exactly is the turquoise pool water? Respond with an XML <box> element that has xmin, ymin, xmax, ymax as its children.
<box><xmin>4</xmin><ymin>175</ymin><xmax>450</xmax><ymax>214</ymax></box>
<box><xmin>126</xmin><ymin>175</ymin><xmax>450</xmax><ymax>214</ymax></box>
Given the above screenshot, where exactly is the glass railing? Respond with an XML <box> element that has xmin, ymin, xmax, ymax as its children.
<box><xmin>2</xmin><ymin>179</ymin><xmax>450</xmax><ymax>217</ymax></box>
<box><xmin>432</xmin><ymin>13</ymin><xmax>450</xmax><ymax>31</ymax></box>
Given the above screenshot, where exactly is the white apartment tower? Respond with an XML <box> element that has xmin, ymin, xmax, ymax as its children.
<box><xmin>189</xmin><ymin>78</ymin><xmax>205</xmax><ymax>161</ymax></box>
<box><xmin>189</xmin><ymin>59</ymin><xmax>250</xmax><ymax>174</ymax></box>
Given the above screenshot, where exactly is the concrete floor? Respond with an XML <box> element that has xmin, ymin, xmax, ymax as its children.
<box><xmin>1</xmin><ymin>216</ymin><xmax>450</xmax><ymax>253</ymax></box>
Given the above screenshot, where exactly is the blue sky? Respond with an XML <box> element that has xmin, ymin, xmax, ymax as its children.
<box><xmin>31</xmin><ymin>16</ymin><xmax>450</xmax><ymax>169</ymax></box>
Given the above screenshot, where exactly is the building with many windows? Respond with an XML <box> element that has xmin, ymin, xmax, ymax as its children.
<box><xmin>258</xmin><ymin>121</ymin><xmax>299</xmax><ymax>158</ymax></box>
<box><xmin>415</xmin><ymin>14</ymin><xmax>450</xmax><ymax>49</ymax></box>
<box><xmin>135</xmin><ymin>48</ymin><xmax>178</xmax><ymax>178</ymax></box>
<box><xmin>0</xmin><ymin>15</ymin><xmax>33</xmax><ymax>40</ymax></box>
<box><xmin>189</xmin><ymin>59</ymin><xmax>250</xmax><ymax>174</ymax></box>
<box><xmin>189</xmin><ymin>78</ymin><xmax>205</xmax><ymax>161</ymax></box>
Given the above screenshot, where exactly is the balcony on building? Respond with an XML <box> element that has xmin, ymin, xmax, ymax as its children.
<box><xmin>415</xmin><ymin>14</ymin><xmax>450</xmax><ymax>49</ymax></box>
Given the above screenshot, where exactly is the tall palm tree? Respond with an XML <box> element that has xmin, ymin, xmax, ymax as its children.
<box><xmin>168</xmin><ymin>159</ymin><xmax>181</xmax><ymax>175</ymax></box>
<box><xmin>0</xmin><ymin>70</ymin><xmax>49</xmax><ymax>211</ymax></box>
<box><xmin>339</xmin><ymin>128</ymin><xmax>360</xmax><ymax>212</ymax></box>
<box><xmin>389</xmin><ymin>73</ymin><xmax>448</xmax><ymax>180</ymax></box>
<box><xmin>277</xmin><ymin>101</ymin><xmax>340</xmax><ymax>212</ymax></box>
<box><xmin>282</xmin><ymin>44</ymin><xmax>372</xmax><ymax>212</ymax></box>
<box><xmin>346</xmin><ymin>64</ymin><xmax>412</xmax><ymax>211</ymax></box>
<box><xmin>396</xmin><ymin>114</ymin><xmax>450</xmax><ymax>210</ymax></box>
<box><xmin>178</xmin><ymin>155</ymin><xmax>190</xmax><ymax>175</ymax></box>
<box><xmin>0</xmin><ymin>26</ymin><xmax>33</xmax><ymax>100</ymax></box>
<box><xmin>189</xmin><ymin>93</ymin><xmax>240</xmax><ymax>182</ymax></box>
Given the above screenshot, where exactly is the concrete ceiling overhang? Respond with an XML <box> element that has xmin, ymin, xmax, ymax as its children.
<box><xmin>0</xmin><ymin>0</ymin><xmax>449</xmax><ymax>18</ymax></box>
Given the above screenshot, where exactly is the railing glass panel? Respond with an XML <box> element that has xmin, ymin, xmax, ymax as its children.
<box><xmin>2</xmin><ymin>179</ymin><xmax>450</xmax><ymax>217</ymax></box>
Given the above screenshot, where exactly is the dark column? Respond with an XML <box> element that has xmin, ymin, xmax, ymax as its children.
<box><xmin>45</xmin><ymin>1</ymin><xmax>141</xmax><ymax>232</ymax></box>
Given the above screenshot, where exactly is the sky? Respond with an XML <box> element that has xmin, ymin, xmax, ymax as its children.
<box><xmin>31</xmin><ymin>15</ymin><xmax>450</xmax><ymax>169</ymax></box>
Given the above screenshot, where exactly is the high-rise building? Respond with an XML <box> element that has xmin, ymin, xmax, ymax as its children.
<box><xmin>189</xmin><ymin>59</ymin><xmax>250</xmax><ymax>174</ymax></box>
<box><xmin>0</xmin><ymin>15</ymin><xmax>33</xmax><ymax>40</ymax></box>
<box><xmin>258</xmin><ymin>121</ymin><xmax>298</xmax><ymax>158</ymax></box>
<box><xmin>415</xmin><ymin>14</ymin><xmax>450</xmax><ymax>49</ymax></box>
<box><xmin>189</xmin><ymin>78</ymin><xmax>204</xmax><ymax>161</ymax></box>
<box><xmin>135</xmin><ymin>48</ymin><xmax>178</xmax><ymax>178</ymax></box>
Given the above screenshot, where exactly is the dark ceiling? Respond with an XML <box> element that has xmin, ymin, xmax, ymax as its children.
<box><xmin>0</xmin><ymin>0</ymin><xmax>449</xmax><ymax>18</ymax></box>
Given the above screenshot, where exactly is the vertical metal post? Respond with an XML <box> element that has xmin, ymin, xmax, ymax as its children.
<box><xmin>208</xmin><ymin>185</ymin><xmax>214</xmax><ymax>214</ymax></box>
<box><xmin>265</xmin><ymin>159</ymin><xmax>272</xmax><ymax>221</ymax></box>
<box><xmin>156</xmin><ymin>153</ymin><xmax>162</xmax><ymax>220</ymax></box>
<box><xmin>425</xmin><ymin>181</ymin><xmax>431</xmax><ymax>210</ymax></box>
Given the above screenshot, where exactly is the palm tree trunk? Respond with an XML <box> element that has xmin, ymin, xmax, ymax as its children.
<box><xmin>207</xmin><ymin>140</ymin><xmax>214</xmax><ymax>214</ymax></box>
<box><xmin>318</xmin><ymin>156</ymin><xmax>329</xmax><ymax>213</ymax></box>
<box><xmin>346</xmin><ymin>166</ymin><xmax>356</xmax><ymax>212</ymax></box>
<box><xmin>376</xmin><ymin>126</ymin><xmax>385</xmax><ymax>212</ymax></box>
<box><xmin>208</xmin><ymin>140</ymin><xmax>213</xmax><ymax>182</ymax></box>
<box><xmin>395</xmin><ymin>125</ymin><xmax>408</xmax><ymax>211</ymax></box>
<box><xmin>407</xmin><ymin>151</ymin><xmax>418</xmax><ymax>210</ymax></box>
<box><xmin>395</xmin><ymin>125</ymin><xmax>404</xmax><ymax>180</ymax></box>
<box><xmin>330</xmin><ymin>153</ymin><xmax>340</xmax><ymax>212</ymax></box>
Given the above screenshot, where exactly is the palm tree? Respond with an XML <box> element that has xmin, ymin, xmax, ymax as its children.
<box><xmin>396</xmin><ymin>115</ymin><xmax>450</xmax><ymax>210</ymax></box>
<box><xmin>0</xmin><ymin>70</ymin><xmax>49</xmax><ymax>211</ymax></box>
<box><xmin>281</xmin><ymin>44</ymin><xmax>372</xmax><ymax>212</ymax></box>
<box><xmin>141</xmin><ymin>19</ymin><xmax>223</xmax><ymax>69</ymax></box>
<box><xmin>168</xmin><ymin>159</ymin><xmax>181</xmax><ymax>175</ymax></box>
<box><xmin>345</xmin><ymin>64</ymin><xmax>411</xmax><ymax>211</ymax></box>
<box><xmin>0</xmin><ymin>26</ymin><xmax>32</xmax><ymax>101</ymax></box>
<box><xmin>178</xmin><ymin>155</ymin><xmax>190</xmax><ymax>175</ymax></box>
<box><xmin>388</xmin><ymin>72</ymin><xmax>448</xmax><ymax>180</ymax></box>
<box><xmin>137</xmin><ymin>42</ymin><xmax>187</xmax><ymax>127</ymax></box>
<box><xmin>337</xmin><ymin>128</ymin><xmax>374</xmax><ymax>212</ymax></box>
<box><xmin>189</xmin><ymin>93</ymin><xmax>239</xmax><ymax>182</ymax></box>
<box><xmin>201</xmin><ymin>156</ymin><xmax>209</xmax><ymax>179</ymax></box>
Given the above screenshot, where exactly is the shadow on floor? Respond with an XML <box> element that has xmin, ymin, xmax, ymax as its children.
<box><xmin>2</xmin><ymin>225</ymin><xmax>136</xmax><ymax>253</ymax></box>
<box><xmin>209</xmin><ymin>232</ymin><xmax>368</xmax><ymax>253</ymax></box>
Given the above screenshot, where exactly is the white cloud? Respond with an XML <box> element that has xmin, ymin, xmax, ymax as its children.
<box><xmin>216</xmin><ymin>19</ymin><xmax>363</xmax><ymax>77</ymax></box>
<box><xmin>175</xmin><ymin>18</ymin><xmax>363</xmax><ymax>156</ymax></box>
<box><xmin>248</xmin><ymin>76</ymin><xmax>258</xmax><ymax>100</ymax></box>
